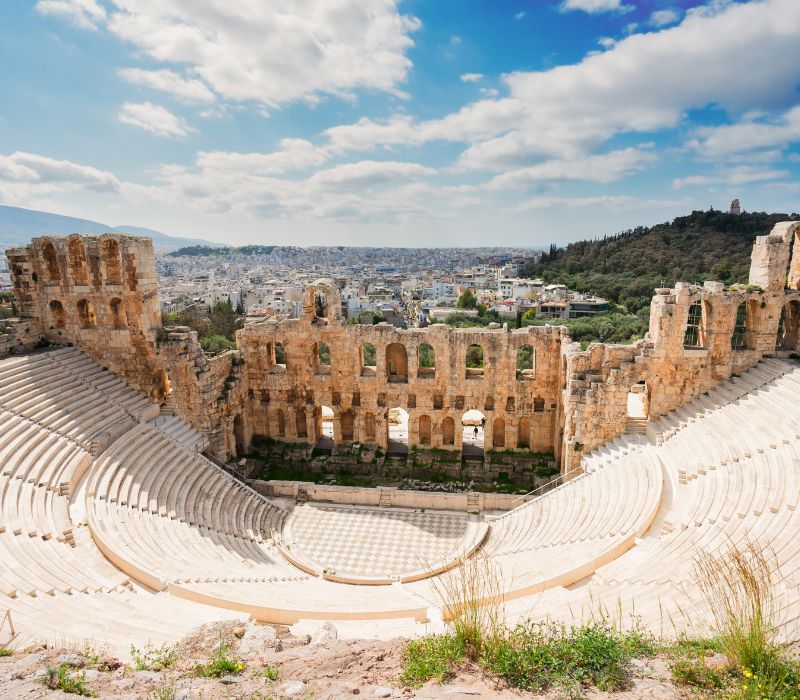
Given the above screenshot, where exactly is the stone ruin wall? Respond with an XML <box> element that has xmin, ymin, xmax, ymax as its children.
<box><xmin>4</xmin><ymin>221</ymin><xmax>800</xmax><ymax>471</ymax></box>
<box><xmin>236</xmin><ymin>280</ymin><xmax>566</xmax><ymax>460</ymax></box>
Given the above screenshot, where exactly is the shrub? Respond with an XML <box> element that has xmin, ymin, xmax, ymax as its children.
<box><xmin>0</xmin><ymin>647</ymin><xmax>12</xmax><ymax>657</ymax></box>
<box><xmin>400</xmin><ymin>634</ymin><xmax>464</xmax><ymax>687</ymax></box>
<box><xmin>194</xmin><ymin>642</ymin><xmax>244</xmax><ymax>677</ymax></box>
<box><xmin>40</xmin><ymin>664</ymin><xmax>95</xmax><ymax>696</ymax></box>
<box><xmin>130</xmin><ymin>641</ymin><xmax>178</xmax><ymax>671</ymax></box>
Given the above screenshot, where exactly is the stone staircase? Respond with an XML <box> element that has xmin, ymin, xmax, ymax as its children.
<box><xmin>625</xmin><ymin>416</ymin><xmax>648</xmax><ymax>434</ymax></box>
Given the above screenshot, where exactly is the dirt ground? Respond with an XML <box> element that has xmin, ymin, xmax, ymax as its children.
<box><xmin>0</xmin><ymin>620</ymin><xmax>689</xmax><ymax>699</ymax></box>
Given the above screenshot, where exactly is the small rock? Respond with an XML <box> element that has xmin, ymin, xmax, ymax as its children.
<box><xmin>15</xmin><ymin>652</ymin><xmax>45</xmax><ymax>669</ymax></box>
<box><xmin>279</xmin><ymin>680</ymin><xmax>308</xmax><ymax>698</ymax></box>
<box><xmin>112</xmin><ymin>679</ymin><xmax>135</xmax><ymax>690</ymax></box>
<box><xmin>311</xmin><ymin>622</ymin><xmax>338</xmax><ymax>646</ymax></box>
<box><xmin>81</xmin><ymin>669</ymin><xmax>101</xmax><ymax>681</ymax></box>
<box><xmin>134</xmin><ymin>669</ymin><xmax>162</xmax><ymax>684</ymax></box>
<box><xmin>705</xmin><ymin>652</ymin><xmax>730</xmax><ymax>670</ymax></box>
<box><xmin>220</xmin><ymin>674</ymin><xmax>242</xmax><ymax>684</ymax></box>
<box><xmin>174</xmin><ymin>691</ymin><xmax>192</xmax><ymax>700</ymax></box>
<box><xmin>98</xmin><ymin>655</ymin><xmax>122</xmax><ymax>671</ymax></box>
<box><xmin>282</xmin><ymin>633</ymin><xmax>311</xmax><ymax>649</ymax></box>
<box><xmin>57</xmin><ymin>653</ymin><xmax>85</xmax><ymax>668</ymax></box>
<box><xmin>238</xmin><ymin>623</ymin><xmax>282</xmax><ymax>655</ymax></box>
<box><xmin>374</xmin><ymin>688</ymin><xmax>393</xmax><ymax>698</ymax></box>
<box><xmin>630</xmin><ymin>657</ymin><xmax>649</xmax><ymax>671</ymax></box>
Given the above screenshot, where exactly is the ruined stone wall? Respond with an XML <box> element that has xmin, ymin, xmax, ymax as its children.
<box><xmin>237</xmin><ymin>279</ymin><xmax>565</xmax><ymax>460</ymax></box>
<box><xmin>5</xmin><ymin>234</ymin><xmax>166</xmax><ymax>399</ymax></box>
<box><xmin>6</xmin><ymin>222</ymin><xmax>800</xmax><ymax>469</ymax></box>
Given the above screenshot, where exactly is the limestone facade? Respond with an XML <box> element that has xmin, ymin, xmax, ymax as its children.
<box><xmin>5</xmin><ymin>221</ymin><xmax>800</xmax><ymax>470</ymax></box>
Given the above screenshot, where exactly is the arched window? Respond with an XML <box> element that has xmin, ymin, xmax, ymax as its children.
<box><xmin>76</xmin><ymin>299</ymin><xmax>96</xmax><ymax>328</ymax></box>
<box><xmin>731</xmin><ymin>303</ymin><xmax>747</xmax><ymax>349</ymax></box>
<box><xmin>683</xmin><ymin>300</ymin><xmax>706</xmax><ymax>348</ymax></box>
<box><xmin>67</xmin><ymin>238</ymin><xmax>89</xmax><ymax>286</ymax></box>
<box><xmin>516</xmin><ymin>344</ymin><xmax>534</xmax><ymax>378</ymax></box>
<box><xmin>465</xmin><ymin>344</ymin><xmax>484</xmax><ymax>377</ymax></box>
<box><xmin>418</xmin><ymin>415</ymin><xmax>432</xmax><ymax>445</ymax></box>
<box><xmin>442</xmin><ymin>416</ymin><xmax>455</xmax><ymax>446</ymax></box>
<box><xmin>274</xmin><ymin>342</ymin><xmax>286</xmax><ymax>366</ymax></box>
<box><xmin>493</xmin><ymin>416</ymin><xmax>506</xmax><ymax>448</ymax></box>
<box><xmin>110</xmin><ymin>297</ymin><xmax>127</xmax><ymax>329</ymax></box>
<box><xmin>418</xmin><ymin>343</ymin><xmax>435</xmax><ymax>377</ymax></box>
<box><xmin>41</xmin><ymin>239</ymin><xmax>60</xmax><ymax>283</ymax></box>
<box><xmin>101</xmin><ymin>238</ymin><xmax>122</xmax><ymax>285</ymax></box>
<box><xmin>49</xmin><ymin>300</ymin><xmax>66</xmax><ymax>329</ymax></box>
<box><xmin>386</xmin><ymin>343</ymin><xmax>408</xmax><ymax>382</ymax></box>
<box><xmin>361</xmin><ymin>342</ymin><xmax>376</xmax><ymax>376</ymax></box>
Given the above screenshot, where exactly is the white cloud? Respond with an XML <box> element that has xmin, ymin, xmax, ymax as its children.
<box><xmin>560</xmin><ymin>0</ymin><xmax>633</xmax><ymax>15</ymax></box>
<box><xmin>118</xmin><ymin>102</ymin><xmax>194</xmax><ymax>138</ymax></box>
<box><xmin>514</xmin><ymin>11</ymin><xmax>526</xmax><ymax>20</ymax></box>
<box><xmin>649</xmin><ymin>9</ymin><xmax>680</xmax><ymax>27</ymax></box>
<box><xmin>44</xmin><ymin>1</ymin><xmax>420</xmax><ymax>108</ymax></box>
<box><xmin>598</xmin><ymin>37</ymin><xmax>616</xmax><ymax>49</ymax></box>
<box><xmin>118</xmin><ymin>69</ymin><xmax>215</xmax><ymax>104</ymax></box>
<box><xmin>512</xmin><ymin>195</ymin><xmax>686</xmax><ymax>212</ymax></box>
<box><xmin>687</xmin><ymin>106</ymin><xmax>800</xmax><ymax>159</ymax></box>
<box><xmin>486</xmin><ymin>147</ymin><xmax>656</xmax><ymax>189</ymax></box>
<box><xmin>196</xmin><ymin>140</ymin><xmax>328</xmax><ymax>175</ymax></box>
<box><xmin>0</xmin><ymin>151</ymin><xmax>120</xmax><ymax>206</ymax></box>
<box><xmin>673</xmin><ymin>165</ymin><xmax>788</xmax><ymax>189</ymax></box>
<box><xmin>460</xmin><ymin>73</ymin><xmax>484</xmax><ymax>83</ymax></box>
<box><xmin>308</xmin><ymin>161</ymin><xmax>436</xmax><ymax>191</ymax></box>
<box><xmin>323</xmin><ymin>0</ymin><xmax>800</xmax><ymax>173</ymax></box>
<box><xmin>35</xmin><ymin>0</ymin><xmax>106</xmax><ymax>30</ymax></box>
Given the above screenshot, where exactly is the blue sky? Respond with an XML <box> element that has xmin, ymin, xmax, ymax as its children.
<box><xmin>0</xmin><ymin>0</ymin><xmax>799</xmax><ymax>246</ymax></box>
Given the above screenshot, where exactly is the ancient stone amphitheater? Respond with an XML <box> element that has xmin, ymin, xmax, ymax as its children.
<box><xmin>1</xmin><ymin>223</ymin><xmax>799</xmax><ymax>655</ymax></box>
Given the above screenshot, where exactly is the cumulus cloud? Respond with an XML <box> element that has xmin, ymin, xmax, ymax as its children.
<box><xmin>35</xmin><ymin>0</ymin><xmax>105</xmax><ymax>30</ymax></box>
<box><xmin>196</xmin><ymin>140</ymin><xmax>328</xmax><ymax>175</ymax></box>
<box><xmin>486</xmin><ymin>148</ymin><xmax>656</xmax><ymax>189</ymax></box>
<box><xmin>687</xmin><ymin>106</ymin><xmax>800</xmax><ymax>159</ymax></box>
<box><xmin>322</xmin><ymin>0</ymin><xmax>800</xmax><ymax>174</ymax></box>
<box><xmin>649</xmin><ymin>9</ymin><xmax>680</xmax><ymax>27</ymax></box>
<box><xmin>673</xmin><ymin>165</ymin><xmax>789</xmax><ymax>189</ymax></box>
<box><xmin>560</xmin><ymin>0</ymin><xmax>633</xmax><ymax>15</ymax></box>
<box><xmin>118</xmin><ymin>102</ymin><xmax>194</xmax><ymax>138</ymax></box>
<box><xmin>103</xmin><ymin>1</ymin><xmax>420</xmax><ymax>108</ymax></box>
<box><xmin>0</xmin><ymin>151</ymin><xmax>120</xmax><ymax>206</ymax></box>
<box><xmin>460</xmin><ymin>73</ymin><xmax>483</xmax><ymax>83</ymax></box>
<box><xmin>308</xmin><ymin>161</ymin><xmax>435</xmax><ymax>191</ymax></box>
<box><xmin>118</xmin><ymin>69</ymin><xmax>215</xmax><ymax>104</ymax></box>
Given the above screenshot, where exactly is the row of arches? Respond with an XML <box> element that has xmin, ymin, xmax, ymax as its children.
<box><xmin>683</xmin><ymin>299</ymin><xmax>800</xmax><ymax>352</ymax></box>
<box><xmin>40</xmin><ymin>237</ymin><xmax>124</xmax><ymax>287</ymax></box>
<box><xmin>267</xmin><ymin>405</ymin><xmax>535</xmax><ymax>453</ymax></box>
<box><xmin>49</xmin><ymin>297</ymin><xmax>127</xmax><ymax>330</ymax></box>
<box><xmin>272</xmin><ymin>340</ymin><xmax>536</xmax><ymax>380</ymax></box>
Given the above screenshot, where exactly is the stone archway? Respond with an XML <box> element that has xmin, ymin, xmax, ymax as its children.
<box><xmin>778</xmin><ymin>300</ymin><xmax>800</xmax><ymax>351</ymax></box>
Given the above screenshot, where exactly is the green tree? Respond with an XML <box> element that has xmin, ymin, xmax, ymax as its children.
<box><xmin>457</xmin><ymin>290</ymin><xmax>477</xmax><ymax>309</ymax></box>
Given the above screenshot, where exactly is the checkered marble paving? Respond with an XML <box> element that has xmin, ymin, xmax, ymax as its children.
<box><xmin>285</xmin><ymin>505</ymin><xmax>470</xmax><ymax>577</ymax></box>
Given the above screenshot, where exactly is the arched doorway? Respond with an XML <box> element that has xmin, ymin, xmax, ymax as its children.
<box><xmin>461</xmin><ymin>409</ymin><xmax>485</xmax><ymax>457</ymax></box>
<box><xmin>319</xmin><ymin>405</ymin><xmax>334</xmax><ymax>445</ymax></box>
<box><xmin>295</xmin><ymin>406</ymin><xmax>308</xmax><ymax>438</ymax></box>
<box><xmin>442</xmin><ymin>416</ymin><xmax>455</xmax><ymax>446</ymax></box>
<box><xmin>493</xmin><ymin>416</ymin><xmax>506</xmax><ymax>448</ymax></box>
<box><xmin>777</xmin><ymin>300</ymin><xmax>800</xmax><ymax>352</ymax></box>
<box><xmin>49</xmin><ymin>300</ymin><xmax>66</xmax><ymax>329</ymax></box>
<box><xmin>518</xmin><ymin>416</ymin><xmax>531</xmax><ymax>448</ymax></box>
<box><xmin>153</xmin><ymin>369</ymin><xmax>171</xmax><ymax>404</ymax></box>
<box><xmin>626</xmin><ymin>381</ymin><xmax>649</xmax><ymax>434</ymax></box>
<box><xmin>418</xmin><ymin>414</ymin><xmax>432</xmax><ymax>445</ymax></box>
<box><xmin>340</xmin><ymin>409</ymin><xmax>354</xmax><ymax>442</ymax></box>
<box><xmin>387</xmin><ymin>407</ymin><xmax>409</xmax><ymax>454</ymax></box>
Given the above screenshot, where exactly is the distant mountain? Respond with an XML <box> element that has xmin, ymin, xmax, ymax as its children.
<box><xmin>0</xmin><ymin>204</ymin><xmax>217</xmax><ymax>248</ymax></box>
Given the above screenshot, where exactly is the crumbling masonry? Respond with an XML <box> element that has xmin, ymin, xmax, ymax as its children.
<box><xmin>4</xmin><ymin>222</ymin><xmax>800</xmax><ymax>471</ymax></box>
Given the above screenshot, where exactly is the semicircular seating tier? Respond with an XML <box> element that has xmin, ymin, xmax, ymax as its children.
<box><xmin>3</xmin><ymin>347</ymin><xmax>800</xmax><ymax>653</ymax></box>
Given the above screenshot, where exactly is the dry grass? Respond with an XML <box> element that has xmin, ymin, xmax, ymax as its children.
<box><xmin>427</xmin><ymin>551</ymin><xmax>507</xmax><ymax>659</ymax></box>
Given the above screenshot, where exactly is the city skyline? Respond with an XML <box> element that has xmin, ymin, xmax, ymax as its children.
<box><xmin>1</xmin><ymin>0</ymin><xmax>799</xmax><ymax>246</ymax></box>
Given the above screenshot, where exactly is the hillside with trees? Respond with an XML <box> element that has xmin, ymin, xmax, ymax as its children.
<box><xmin>525</xmin><ymin>209</ymin><xmax>800</xmax><ymax>317</ymax></box>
